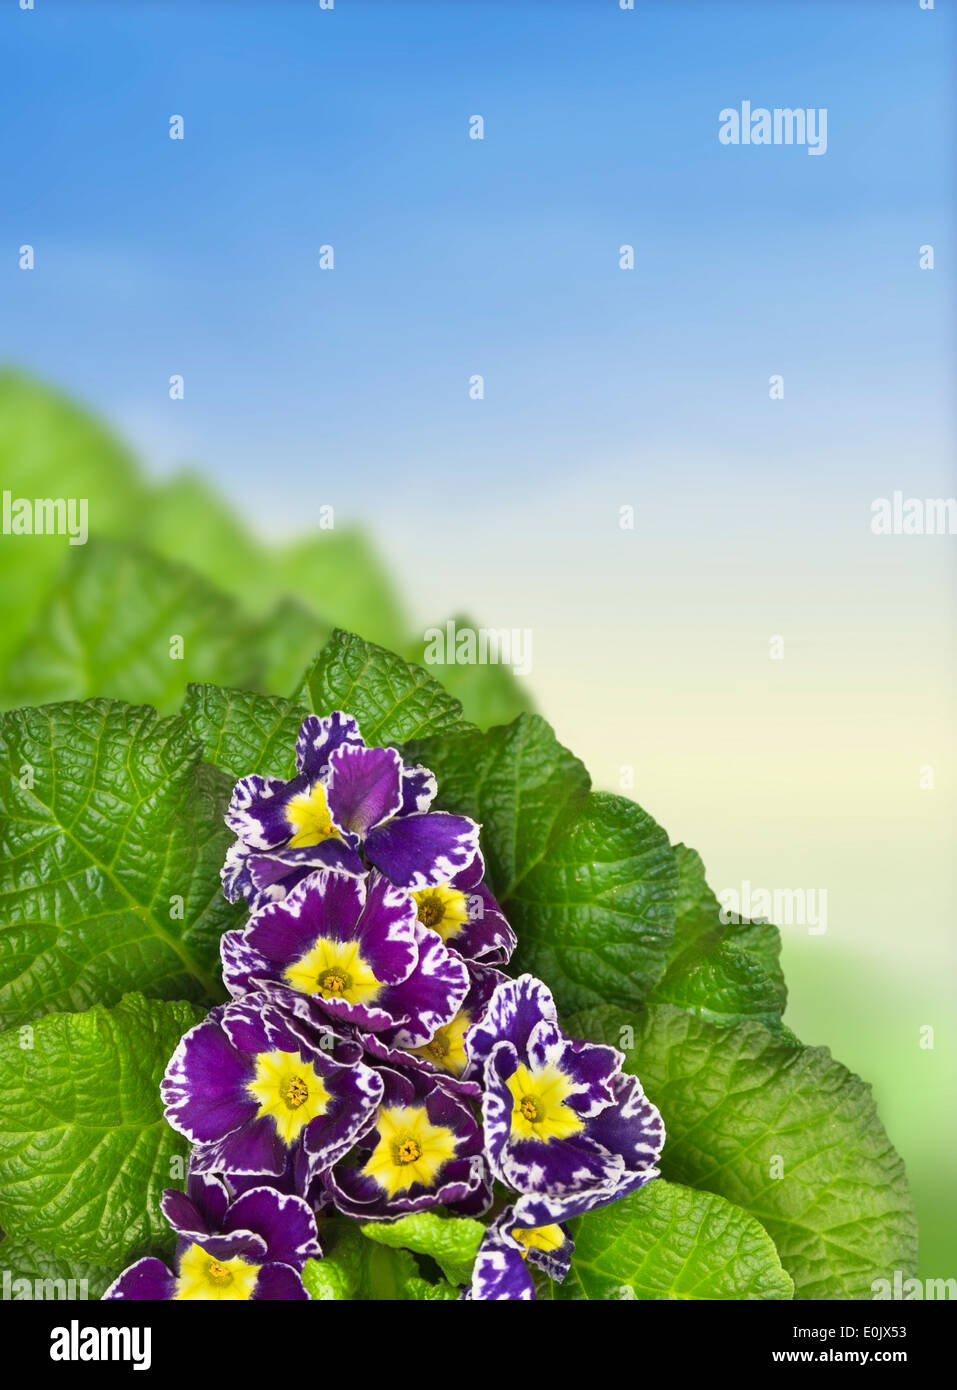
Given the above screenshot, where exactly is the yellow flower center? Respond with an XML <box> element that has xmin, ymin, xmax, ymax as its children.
<box><xmin>362</xmin><ymin>1104</ymin><xmax>458</xmax><ymax>1196</ymax></box>
<box><xmin>285</xmin><ymin>781</ymin><xmax>339</xmax><ymax>849</ymax></box>
<box><xmin>174</xmin><ymin>1244</ymin><xmax>261</xmax><ymax>1301</ymax></box>
<box><xmin>506</xmin><ymin>1062</ymin><xmax>585</xmax><ymax>1143</ymax></box>
<box><xmin>284</xmin><ymin>937</ymin><xmax>382</xmax><ymax>1006</ymax></box>
<box><xmin>246</xmin><ymin>1049</ymin><xmax>330</xmax><ymax>1145</ymax></box>
<box><xmin>281</xmin><ymin>1074</ymin><xmax>309</xmax><ymax>1109</ymax></box>
<box><xmin>410</xmin><ymin>884</ymin><xmax>470</xmax><ymax>943</ymax></box>
<box><xmin>407</xmin><ymin>1010</ymin><xmax>471</xmax><ymax>1077</ymax></box>
<box><xmin>512</xmin><ymin>1224</ymin><xmax>566</xmax><ymax>1259</ymax></box>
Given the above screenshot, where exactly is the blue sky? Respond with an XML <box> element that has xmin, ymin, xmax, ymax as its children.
<box><xmin>2</xmin><ymin>0</ymin><xmax>954</xmax><ymax>535</ymax></box>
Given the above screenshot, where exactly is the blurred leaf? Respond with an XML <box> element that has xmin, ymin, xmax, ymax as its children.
<box><xmin>142</xmin><ymin>470</ymin><xmax>267</xmax><ymax>612</ymax></box>
<box><xmin>2</xmin><ymin>539</ymin><xmax>259</xmax><ymax>714</ymax></box>
<box><xmin>252</xmin><ymin>597</ymin><xmax>330</xmax><ymax>699</ymax></box>
<box><xmin>0</xmin><ymin>371</ymin><xmax>147</xmax><ymax>675</ymax></box>
<box><xmin>276</xmin><ymin>529</ymin><xmax>406</xmax><ymax>652</ymax></box>
<box><xmin>299</xmin><ymin>629</ymin><xmax>470</xmax><ymax>744</ymax></box>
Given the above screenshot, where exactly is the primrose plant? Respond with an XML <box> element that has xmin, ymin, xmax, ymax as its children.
<box><xmin>104</xmin><ymin>712</ymin><xmax>665</xmax><ymax>1302</ymax></box>
<box><xmin>0</xmin><ymin>630</ymin><xmax>916</xmax><ymax>1302</ymax></box>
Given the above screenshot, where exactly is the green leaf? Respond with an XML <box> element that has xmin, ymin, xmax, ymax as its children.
<box><xmin>2</xmin><ymin>540</ymin><xmax>260</xmax><ymax>715</ymax></box>
<box><xmin>180</xmin><ymin>684</ymin><xmax>306</xmax><ymax>783</ymax></box>
<box><xmin>649</xmin><ymin>845</ymin><xmax>787</xmax><ymax>1029</ymax></box>
<box><xmin>0</xmin><ymin>699</ymin><xmax>241</xmax><ymax>1026</ymax></box>
<box><xmin>309</xmin><ymin>1221</ymin><xmax>421</xmax><ymax>1301</ymax></box>
<box><xmin>301</xmin><ymin>1255</ymin><xmax>356</xmax><ymax>1301</ymax></box>
<box><xmin>0</xmin><ymin>371</ymin><xmax>147</xmax><ymax>676</ymax></box>
<box><xmin>253</xmin><ymin>598</ymin><xmax>331</xmax><ymax>699</ymax></box>
<box><xmin>0</xmin><ymin>993</ymin><xmax>202</xmax><ymax>1266</ymax></box>
<box><xmin>142</xmin><ymin>470</ymin><xmax>268</xmax><ymax>614</ymax></box>
<box><xmin>360</xmin><ymin>1210</ymin><xmax>485</xmax><ymax>1286</ymax></box>
<box><xmin>410</xmin><ymin>718</ymin><xmax>677</xmax><ymax>1013</ymax></box>
<box><xmin>557</xmin><ymin>1180</ymin><xmax>793</xmax><ymax>1301</ymax></box>
<box><xmin>570</xmin><ymin>1002</ymin><xmax>918</xmax><ymax>1300</ymax></box>
<box><xmin>409</xmin><ymin>615</ymin><xmax>535</xmax><ymax>730</ymax></box>
<box><xmin>0</xmin><ymin>1232</ymin><xmax>114</xmax><ymax>1301</ymax></box>
<box><xmin>408</xmin><ymin>715</ymin><xmax>590</xmax><ymax>897</ymax></box>
<box><xmin>404</xmin><ymin>1275</ymin><xmax>460</xmax><ymax>1300</ymax></box>
<box><xmin>275</xmin><ymin>529</ymin><xmax>407</xmax><ymax>652</ymax></box>
<box><xmin>298</xmin><ymin>630</ymin><xmax>470</xmax><ymax>745</ymax></box>
<box><xmin>510</xmin><ymin>792</ymin><xmax>677</xmax><ymax>1012</ymax></box>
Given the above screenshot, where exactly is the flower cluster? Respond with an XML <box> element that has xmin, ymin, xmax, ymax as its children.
<box><xmin>104</xmin><ymin>712</ymin><xmax>664</xmax><ymax>1301</ymax></box>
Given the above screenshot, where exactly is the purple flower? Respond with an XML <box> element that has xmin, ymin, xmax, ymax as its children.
<box><xmin>103</xmin><ymin>1173</ymin><xmax>317</xmax><ymax>1301</ymax></box>
<box><xmin>409</xmin><ymin>855</ymin><xmax>516</xmax><ymax>966</ymax></box>
<box><xmin>160</xmin><ymin>995</ymin><xmax>382</xmax><ymax>1180</ymax></box>
<box><xmin>221</xmin><ymin>713</ymin><xmax>483</xmax><ymax>909</ymax></box>
<box><xmin>221</xmin><ymin>869</ymin><xmax>469</xmax><ymax>1048</ymax></box>
<box><xmin>466</xmin><ymin>974</ymin><xmax>665</xmax><ymax>1226</ymax></box>
<box><xmin>222</xmin><ymin>713</ymin><xmax>368</xmax><ymax>909</ymax></box>
<box><xmin>467</xmin><ymin>1207</ymin><xmax>573</xmax><ymax>1301</ymax></box>
<box><xmin>324</xmin><ymin>1065</ymin><xmax>490</xmax><ymax>1220</ymax></box>
<box><xmin>359</xmin><ymin>961</ymin><xmax>505</xmax><ymax>1100</ymax></box>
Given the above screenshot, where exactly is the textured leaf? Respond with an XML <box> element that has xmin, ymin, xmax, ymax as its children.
<box><xmin>557</xmin><ymin>1181</ymin><xmax>793</xmax><ymax>1300</ymax></box>
<box><xmin>0</xmin><ymin>1232</ymin><xmax>114</xmax><ymax>1301</ymax></box>
<box><xmin>298</xmin><ymin>630</ymin><xmax>470</xmax><ymax>745</ymax></box>
<box><xmin>409</xmin><ymin>614</ymin><xmax>535</xmax><ymax>730</ymax></box>
<box><xmin>0</xmin><ymin>700</ymin><xmax>241</xmax><ymax>1026</ymax></box>
<box><xmin>0</xmin><ymin>371</ymin><xmax>147</xmax><ymax>675</ymax></box>
<box><xmin>301</xmin><ymin>1255</ymin><xmax>356</xmax><ymax>1301</ymax></box>
<box><xmin>2</xmin><ymin>539</ymin><xmax>259</xmax><ymax>714</ymax></box>
<box><xmin>360</xmin><ymin>1210</ymin><xmax>484</xmax><ymax>1286</ymax></box>
<box><xmin>570</xmin><ymin>1002</ymin><xmax>918</xmax><ymax>1300</ymax></box>
<box><xmin>410</xmin><ymin>718</ymin><xmax>676</xmax><ymax>1013</ymax></box>
<box><xmin>510</xmin><ymin>792</ymin><xmax>677</xmax><ymax>1012</ymax></box>
<box><xmin>309</xmin><ymin>1222</ymin><xmax>420</xmax><ymax>1301</ymax></box>
<box><xmin>404</xmin><ymin>1275</ymin><xmax>460</xmax><ymax>1300</ymax></box>
<box><xmin>180</xmin><ymin>684</ymin><xmax>306</xmax><ymax>784</ymax></box>
<box><xmin>0</xmin><ymin>994</ymin><xmax>202</xmax><ymax>1265</ymax></box>
<box><xmin>649</xmin><ymin>844</ymin><xmax>786</xmax><ymax>1029</ymax></box>
<box><xmin>408</xmin><ymin>715</ymin><xmax>590</xmax><ymax>897</ymax></box>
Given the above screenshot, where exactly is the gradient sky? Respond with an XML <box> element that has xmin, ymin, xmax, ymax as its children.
<box><xmin>3</xmin><ymin>0</ymin><xmax>956</xmax><ymax>1275</ymax></box>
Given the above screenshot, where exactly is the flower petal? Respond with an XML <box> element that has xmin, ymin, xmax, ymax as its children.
<box><xmin>223</xmin><ymin>1187</ymin><xmax>322</xmax><ymax>1269</ymax></box>
<box><xmin>102</xmin><ymin>1257</ymin><xmax>175</xmax><ymax>1301</ymax></box>
<box><xmin>366</xmin><ymin>812</ymin><xmax>481</xmax><ymax>890</ymax></box>
<box><xmin>161</xmin><ymin>1017</ymin><xmax>256</xmax><ymax>1144</ymax></box>
<box><xmin>295</xmin><ymin>712</ymin><xmax>365</xmax><ymax>780</ymax></box>
<box><xmin>326</xmin><ymin>744</ymin><xmax>403</xmax><ymax>837</ymax></box>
